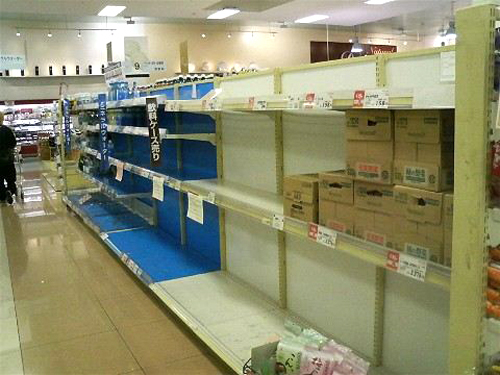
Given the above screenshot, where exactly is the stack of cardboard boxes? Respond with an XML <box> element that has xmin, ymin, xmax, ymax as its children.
<box><xmin>283</xmin><ymin>109</ymin><xmax>455</xmax><ymax>266</ymax></box>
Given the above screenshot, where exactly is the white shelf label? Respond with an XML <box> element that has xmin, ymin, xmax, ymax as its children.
<box><xmin>187</xmin><ymin>192</ymin><xmax>204</xmax><ymax>224</ymax></box>
<box><xmin>307</xmin><ymin>223</ymin><xmax>337</xmax><ymax>248</ymax></box>
<box><xmin>315</xmin><ymin>94</ymin><xmax>332</xmax><ymax>110</ymax></box>
<box><xmin>203</xmin><ymin>99</ymin><xmax>221</xmax><ymax>111</ymax></box>
<box><xmin>205</xmin><ymin>192</ymin><xmax>216</xmax><ymax>204</ymax></box>
<box><xmin>272</xmin><ymin>214</ymin><xmax>285</xmax><ymax>231</ymax></box>
<box><xmin>304</xmin><ymin>92</ymin><xmax>316</xmax><ymax>109</ymax></box>
<box><xmin>152</xmin><ymin>176</ymin><xmax>164</xmax><ymax>201</ymax></box>
<box><xmin>115</xmin><ymin>161</ymin><xmax>124</xmax><ymax>182</ymax></box>
<box><xmin>165</xmin><ymin>101</ymin><xmax>180</xmax><ymax>112</ymax></box>
<box><xmin>96</xmin><ymin>152</ymin><xmax>102</xmax><ymax>160</ymax></box>
<box><xmin>287</xmin><ymin>96</ymin><xmax>301</xmax><ymax>109</ymax></box>
<box><xmin>100</xmin><ymin>233</ymin><xmax>109</xmax><ymax>240</ymax></box>
<box><xmin>253</xmin><ymin>100</ymin><xmax>268</xmax><ymax>111</ymax></box>
<box><xmin>353</xmin><ymin>89</ymin><xmax>389</xmax><ymax>108</ymax></box>
<box><xmin>386</xmin><ymin>250</ymin><xmax>427</xmax><ymax>282</ymax></box>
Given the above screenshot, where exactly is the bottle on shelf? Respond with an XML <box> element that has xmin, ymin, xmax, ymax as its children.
<box><xmin>49</xmin><ymin>66</ymin><xmax>53</xmax><ymax>76</ymax></box>
<box><xmin>5</xmin><ymin>70</ymin><xmax>9</xmax><ymax>77</ymax></box>
<box><xmin>35</xmin><ymin>66</ymin><xmax>39</xmax><ymax>76</ymax></box>
<box><xmin>88</xmin><ymin>65</ymin><xmax>92</xmax><ymax>74</ymax></box>
<box><xmin>76</xmin><ymin>65</ymin><xmax>80</xmax><ymax>75</ymax></box>
<box><xmin>20</xmin><ymin>69</ymin><xmax>25</xmax><ymax>76</ymax></box>
<box><xmin>62</xmin><ymin>65</ymin><xmax>66</xmax><ymax>75</ymax></box>
<box><xmin>101</xmin><ymin>64</ymin><xmax>105</xmax><ymax>74</ymax></box>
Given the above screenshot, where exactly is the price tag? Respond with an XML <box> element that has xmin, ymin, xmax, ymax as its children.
<box><xmin>316</xmin><ymin>95</ymin><xmax>333</xmax><ymax>110</ymax></box>
<box><xmin>354</xmin><ymin>89</ymin><xmax>389</xmax><ymax>108</ymax></box>
<box><xmin>152</xmin><ymin>176</ymin><xmax>164</xmax><ymax>201</ymax></box>
<box><xmin>121</xmin><ymin>253</ymin><xmax>128</xmax><ymax>262</ymax></box>
<box><xmin>272</xmin><ymin>214</ymin><xmax>285</xmax><ymax>231</ymax></box>
<box><xmin>187</xmin><ymin>192</ymin><xmax>204</xmax><ymax>224</ymax></box>
<box><xmin>100</xmin><ymin>233</ymin><xmax>109</xmax><ymax>240</ymax></box>
<box><xmin>165</xmin><ymin>101</ymin><xmax>180</xmax><ymax>112</ymax></box>
<box><xmin>115</xmin><ymin>161</ymin><xmax>124</xmax><ymax>182</ymax></box>
<box><xmin>386</xmin><ymin>250</ymin><xmax>427</xmax><ymax>282</ymax></box>
<box><xmin>203</xmin><ymin>99</ymin><xmax>221</xmax><ymax>111</ymax></box>
<box><xmin>205</xmin><ymin>192</ymin><xmax>216</xmax><ymax>204</ymax></box>
<box><xmin>78</xmin><ymin>194</ymin><xmax>92</xmax><ymax>205</ymax></box>
<box><xmin>308</xmin><ymin>223</ymin><xmax>319</xmax><ymax>240</ymax></box>
<box><xmin>96</xmin><ymin>152</ymin><xmax>102</xmax><ymax>160</ymax></box>
<box><xmin>304</xmin><ymin>92</ymin><xmax>316</xmax><ymax>109</ymax></box>
<box><xmin>253</xmin><ymin>100</ymin><xmax>268</xmax><ymax>111</ymax></box>
<box><xmin>287</xmin><ymin>96</ymin><xmax>301</xmax><ymax>109</ymax></box>
<box><xmin>316</xmin><ymin>226</ymin><xmax>337</xmax><ymax>248</ymax></box>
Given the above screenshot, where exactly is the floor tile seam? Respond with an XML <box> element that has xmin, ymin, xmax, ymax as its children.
<box><xmin>0</xmin><ymin>208</ymin><xmax>25</xmax><ymax>375</ymax></box>
<box><xmin>20</xmin><ymin>326</ymin><xmax>118</xmax><ymax>352</ymax></box>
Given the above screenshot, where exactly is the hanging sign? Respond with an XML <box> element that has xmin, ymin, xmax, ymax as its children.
<box><xmin>0</xmin><ymin>54</ymin><xmax>26</xmax><ymax>70</ymax></box>
<box><xmin>143</xmin><ymin>61</ymin><xmax>166</xmax><ymax>72</ymax></box>
<box><xmin>187</xmin><ymin>193</ymin><xmax>204</xmax><ymax>224</ymax></box>
<box><xmin>146</xmin><ymin>97</ymin><xmax>162</xmax><ymax>167</ymax></box>
<box><xmin>63</xmin><ymin>99</ymin><xmax>71</xmax><ymax>152</ymax></box>
<box><xmin>115</xmin><ymin>161</ymin><xmax>124</xmax><ymax>181</ymax></box>
<box><xmin>104</xmin><ymin>62</ymin><xmax>125</xmax><ymax>84</ymax></box>
<box><xmin>152</xmin><ymin>176</ymin><xmax>164</xmax><ymax>201</ymax></box>
<box><xmin>98</xmin><ymin>93</ymin><xmax>109</xmax><ymax>172</ymax></box>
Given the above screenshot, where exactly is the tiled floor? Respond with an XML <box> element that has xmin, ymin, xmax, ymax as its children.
<box><xmin>0</xmin><ymin>159</ymin><xmax>234</xmax><ymax>375</ymax></box>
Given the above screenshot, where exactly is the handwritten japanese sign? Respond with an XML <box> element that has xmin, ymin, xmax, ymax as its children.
<box><xmin>98</xmin><ymin>93</ymin><xmax>109</xmax><ymax>172</ymax></box>
<box><xmin>146</xmin><ymin>97</ymin><xmax>162</xmax><ymax>167</ymax></box>
<box><xmin>0</xmin><ymin>55</ymin><xmax>26</xmax><ymax>70</ymax></box>
<box><xmin>63</xmin><ymin>99</ymin><xmax>71</xmax><ymax>152</ymax></box>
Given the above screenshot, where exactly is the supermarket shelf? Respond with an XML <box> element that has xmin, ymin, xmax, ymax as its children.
<box><xmin>75</xmin><ymin>95</ymin><xmax>167</xmax><ymax>111</ymax></box>
<box><xmin>163</xmin><ymin>87</ymin><xmax>454</xmax><ymax>113</ymax></box>
<box><xmin>81</xmin><ymin>124</ymin><xmax>216</xmax><ymax>145</ymax></box>
<box><xmin>79</xmin><ymin>148</ymin><xmax>451</xmax><ymax>290</ymax></box>
<box><xmin>0</xmin><ymin>74</ymin><xmax>104</xmax><ymax>79</ymax></box>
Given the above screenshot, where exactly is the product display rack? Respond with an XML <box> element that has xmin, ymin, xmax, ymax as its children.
<box><xmin>60</xmin><ymin>4</ymin><xmax>500</xmax><ymax>374</ymax></box>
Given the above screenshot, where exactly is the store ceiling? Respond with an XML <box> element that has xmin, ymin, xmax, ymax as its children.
<box><xmin>0</xmin><ymin>0</ymin><xmax>471</xmax><ymax>36</ymax></box>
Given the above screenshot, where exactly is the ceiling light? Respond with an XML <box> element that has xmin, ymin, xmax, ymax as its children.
<box><xmin>77</xmin><ymin>30</ymin><xmax>82</xmax><ymax>38</ymax></box>
<box><xmin>98</xmin><ymin>5</ymin><xmax>126</xmax><ymax>17</ymax></box>
<box><xmin>16</xmin><ymin>30</ymin><xmax>21</xmax><ymax>37</ymax></box>
<box><xmin>47</xmin><ymin>30</ymin><xmax>52</xmax><ymax>37</ymax></box>
<box><xmin>445</xmin><ymin>21</ymin><xmax>456</xmax><ymax>39</ymax></box>
<box><xmin>351</xmin><ymin>37</ymin><xmax>363</xmax><ymax>53</ymax></box>
<box><xmin>348</xmin><ymin>38</ymin><xmax>353</xmax><ymax>43</ymax></box>
<box><xmin>207</xmin><ymin>8</ymin><xmax>240</xmax><ymax>20</ymax></box>
<box><xmin>294</xmin><ymin>14</ymin><xmax>329</xmax><ymax>24</ymax></box>
<box><xmin>201</xmin><ymin>33</ymin><xmax>206</xmax><ymax>38</ymax></box>
<box><xmin>227</xmin><ymin>33</ymin><xmax>232</xmax><ymax>38</ymax></box>
<box><xmin>403</xmin><ymin>40</ymin><xmax>408</xmax><ymax>45</ymax></box>
<box><xmin>364</xmin><ymin>0</ymin><xmax>395</xmax><ymax>4</ymax></box>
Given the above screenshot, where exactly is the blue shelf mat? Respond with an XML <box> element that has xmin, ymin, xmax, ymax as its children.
<box><xmin>68</xmin><ymin>194</ymin><xmax>150</xmax><ymax>232</ymax></box>
<box><xmin>107</xmin><ymin>228</ymin><xmax>220</xmax><ymax>283</ymax></box>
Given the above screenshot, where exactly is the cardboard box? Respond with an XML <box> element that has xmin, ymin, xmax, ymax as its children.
<box><xmin>319</xmin><ymin>199</ymin><xmax>355</xmax><ymax>235</ymax></box>
<box><xmin>394</xmin><ymin>217</ymin><xmax>444</xmax><ymax>263</ymax></box>
<box><xmin>319</xmin><ymin>172</ymin><xmax>354</xmax><ymax>205</ymax></box>
<box><xmin>284</xmin><ymin>174</ymin><xmax>319</xmax><ymax>204</ymax></box>
<box><xmin>346</xmin><ymin>140</ymin><xmax>394</xmax><ymax>184</ymax></box>
<box><xmin>393</xmin><ymin>160</ymin><xmax>453</xmax><ymax>192</ymax></box>
<box><xmin>284</xmin><ymin>198</ymin><xmax>318</xmax><ymax>223</ymax></box>
<box><xmin>395</xmin><ymin>110</ymin><xmax>454</xmax><ymax>144</ymax></box>
<box><xmin>346</xmin><ymin>110</ymin><xmax>393</xmax><ymax>141</ymax></box>
<box><xmin>443</xmin><ymin>193</ymin><xmax>454</xmax><ymax>267</ymax></box>
<box><xmin>394</xmin><ymin>142</ymin><xmax>454</xmax><ymax>192</ymax></box>
<box><xmin>394</xmin><ymin>185</ymin><xmax>443</xmax><ymax>224</ymax></box>
<box><xmin>354</xmin><ymin>181</ymin><xmax>395</xmax><ymax>214</ymax></box>
<box><xmin>354</xmin><ymin>208</ymin><xmax>395</xmax><ymax>248</ymax></box>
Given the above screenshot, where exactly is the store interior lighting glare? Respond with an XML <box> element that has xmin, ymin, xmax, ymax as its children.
<box><xmin>16</xmin><ymin>30</ymin><xmax>20</xmax><ymax>37</ymax></box>
<box><xmin>207</xmin><ymin>8</ymin><xmax>240</xmax><ymax>20</ymax></box>
<box><xmin>446</xmin><ymin>21</ymin><xmax>457</xmax><ymax>39</ymax></box>
<box><xmin>364</xmin><ymin>0</ymin><xmax>395</xmax><ymax>4</ymax></box>
<box><xmin>98</xmin><ymin>5</ymin><xmax>126</xmax><ymax>17</ymax></box>
<box><xmin>294</xmin><ymin>14</ymin><xmax>329</xmax><ymax>24</ymax></box>
<box><xmin>47</xmin><ymin>30</ymin><xmax>52</xmax><ymax>37</ymax></box>
<box><xmin>77</xmin><ymin>30</ymin><xmax>82</xmax><ymax>38</ymax></box>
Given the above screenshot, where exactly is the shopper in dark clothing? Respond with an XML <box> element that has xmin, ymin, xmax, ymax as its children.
<box><xmin>0</xmin><ymin>112</ymin><xmax>17</xmax><ymax>204</ymax></box>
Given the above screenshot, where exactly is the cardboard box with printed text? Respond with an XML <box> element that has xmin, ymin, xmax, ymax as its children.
<box><xmin>319</xmin><ymin>199</ymin><xmax>355</xmax><ymax>235</ymax></box>
<box><xmin>354</xmin><ymin>208</ymin><xmax>395</xmax><ymax>248</ymax></box>
<box><xmin>284</xmin><ymin>174</ymin><xmax>319</xmax><ymax>223</ymax></box>
<box><xmin>346</xmin><ymin>110</ymin><xmax>393</xmax><ymax>141</ymax></box>
<box><xmin>354</xmin><ymin>181</ymin><xmax>395</xmax><ymax>215</ymax></box>
<box><xmin>395</xmin><ymin>110</ymin><xmax>454</xmax><ymax>144</ymax></box>
<box><xmin>443</xmin><ymin>193</ymin><xmax>454</xmax><ymax>267</ymax></box>
<box><xmin>346</xmin><ymin>140</ymin><xmax>394</xmax><ymax>184</ymax></box>
<box><xmin>394</xmin><ymin>185</ymin><xmax>443</xmax><ymax>225</ymax></box>
<box><xmin>319</xmin><ymin>172</ymin><xmax>354</xmax><ymax>205</ymax></box>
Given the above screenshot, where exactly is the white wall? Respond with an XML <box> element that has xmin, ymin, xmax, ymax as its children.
<box><xmin>0</xmin><ymin>19</ymin><xmax>427</xmax><ymax>100</ymax></box>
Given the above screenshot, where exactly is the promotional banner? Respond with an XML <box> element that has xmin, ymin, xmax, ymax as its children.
<box><xmin>146</xmin><ymin>97</ymin><xmax>161</xmax><ymax>167</ymax></box>
<box><xmin>63</xmin><ymin>99</ymin><xmax>71</xmax><ymax>152</ymax></box>
<box><xmin>124</xmin><ymin>37</ymin><xmax>149</xmax><ymax>76</ymax></box>
<box><xmin>98</xmin><ymin>93</ymin><xmax>109</xmax><ymax>172</ymax></box>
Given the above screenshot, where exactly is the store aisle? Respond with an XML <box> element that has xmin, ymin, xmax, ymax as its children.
<box><xmin>0</xmin><ymin>160</ymin><xmax>234</xmax><ymax>375</ymax></box>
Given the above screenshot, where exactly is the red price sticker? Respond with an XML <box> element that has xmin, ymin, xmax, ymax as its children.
<box><xmin>308</xmin><ymin>223</ymin><xmax>318</xmax><ymax>240</ymax></box>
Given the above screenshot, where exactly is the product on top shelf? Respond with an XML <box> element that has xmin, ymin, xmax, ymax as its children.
<box><xmin>354</xmin><ymin>207</ymin><xmax>395</xmax><ymax>248</ymax></box>
<box><xmin>346</xmin><ymin>139</ymin><xmax>394</xmax><ymax>185</ymax></box>
<box><xmin>345</xmin><ymin>110</ymin><xmax>393</xmax><ymax>141</ymax></box>
<box><xmin>283</xmin><ymin>174</ymin><xmax>319</xmax><ymax>223</ymax></box>
<box><xmin>354</xmin><ymin>181</ymin><xmax>395</xmax><ymax>215</ymax></box>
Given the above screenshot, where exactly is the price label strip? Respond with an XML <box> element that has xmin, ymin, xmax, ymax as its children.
<box><xmin>115</xmin><ymin>161</ymin><xmax>124</xmax><ymax>182</ymax></box>
<box><xmin>187</xmin><ymin>192</ymin><xmax>204</xmax><ymax>224</ymax></box>
<box><xmin>353</xmin><ymin>89</ymin><xmax>389</xmax><ymax>109</ymax></box>
<box><xmin>386</xmin><ymin>250</ymin><xmax>427</xmax><ymax>282</ymax></box>
<box><xmin>307</xmin><ymin>223</ymin><xmax>337</xmax><ymax>248</ymax></box>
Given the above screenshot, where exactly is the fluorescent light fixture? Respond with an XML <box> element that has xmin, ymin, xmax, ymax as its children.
<box><xmin>98</xmin><ymin>5</ymin><xmax>126</xmax><ymax>17</ymax></box>
<box><xmin>351</xmin><ymin>37</ymin><xmax>363</xmax><ymax>53</ymax></box>
<box><xmin>227</xmin><ymin>33</ymin><xmax>232</xmax><ymax>38</ymax></box>
<box><xmin>201</xmin><ymin>33</ymin><xmax>206</xmax><ymax>38</ymax></box>
<box><xmin>207</xmin><ymin>8</ymin><xmax>240</xmax><ymax>20</ymax></box>
<box><xmin>364</xmin><ymin>0</ymin><xmax>395</xmax><ymax>4</ymax></box>
<box><xmin>47</xmin><ymin>30</ymin><xmax>52</xmax><ymax>37</ymax></box>
<box><xmin>294</xmin><ymin>14</ymin><xmax>328</xmax><ymax>24</ymax></box>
